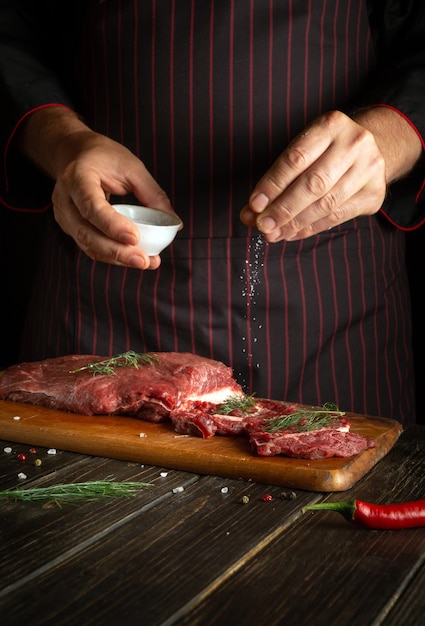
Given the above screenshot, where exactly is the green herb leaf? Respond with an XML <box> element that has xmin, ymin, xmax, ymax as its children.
<box><xmin>263</xmin><ymin>402</ymin><xmax>345</xmax><ymax>433</ymax></box>
<box><xmin>0</xmin><ymin>480</ymin><xmax>153</xmax><ymax>506</ymax></box>
<box><xmin>70</xmin><ymin>351</ymin><xmax>159</xmax><ymax>375</ymax></box>
<box><xmin>216</xmin><ymin>394</ymin><xmax>257</xmax><ymax>415</ymax></box>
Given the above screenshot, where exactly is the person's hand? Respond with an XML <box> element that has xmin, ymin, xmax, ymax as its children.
<box><xmin>18</xmin><ymin>107</ymin><xmax>181</xmax><ymax>269</ymax></box>
<box><xmin>51</xmin><ymin>130</ymin><xmax>180</xmax><ymax>269</ymax></box>
<box><xmin>240</xmin><ymin>108</ymin><xmax>422</xmax><ymax>241</ymax></box>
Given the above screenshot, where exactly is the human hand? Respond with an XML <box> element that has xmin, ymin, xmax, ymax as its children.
<box><xmin>240</xmin><ymin>110</ymin><xmax>387</xmax><ymax>241</ymax></box>
<box><xmin>50</xmin><ymin>129</ymin><xmax>180</xmax><ymax>269</ymax></box>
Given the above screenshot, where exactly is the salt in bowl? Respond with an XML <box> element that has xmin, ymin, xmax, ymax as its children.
<box><xmin>113</xmin><ymin>204</ymin><xmax>182</xmax><ymax>256</ymax></box>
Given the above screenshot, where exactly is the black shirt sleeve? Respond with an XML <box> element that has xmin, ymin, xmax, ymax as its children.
<box><xmin>363</xmin><ymin>0</ymin><xmax>425</xmax><ymax>228</ymax></box>
<box><xmin>0</xmin><ymin>0</ymin><xmax>86</xmax><ymax>209</ymax></box>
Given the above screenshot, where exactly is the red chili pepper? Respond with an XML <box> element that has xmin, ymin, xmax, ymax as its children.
<box><xmin>304</xmin><ymin>499</ymin><xmax>425</xmax><ymax>530</ymax></box>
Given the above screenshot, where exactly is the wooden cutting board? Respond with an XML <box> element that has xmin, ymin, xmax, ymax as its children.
<box><xmin>0</xmin><ymin>400</ymin><xmax>402</xmax><ymax>491</ymax></box>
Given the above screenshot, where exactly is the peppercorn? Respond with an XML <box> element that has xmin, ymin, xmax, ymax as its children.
<box><xmin>261</xmin><ymin>493</ymin><xmax>273</xmax><ymax>502</ymax></box>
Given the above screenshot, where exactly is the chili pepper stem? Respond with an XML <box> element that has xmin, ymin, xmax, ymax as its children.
<box><xmin>304</xmin><ymin>501</ymin><xmax>357</xmax><ymax>522</ymax></box>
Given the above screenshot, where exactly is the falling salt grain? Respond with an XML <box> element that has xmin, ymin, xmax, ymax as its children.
<box><xmin>17</xmin><ymin>472</ymin><xmax>27</xmax><ymax>479</ymax></box>
<box><xmin>3</xmin><ymin>447</ymin><xmax>12</xmax><ymax>454</ymax></box>
<box><xmin>173</xmin><ymin>486</ymin><xmax>184</xmax><ymax>493</ymax></box>
<box><xmin>47</xmin><ymin>448</ymin><xmax>57</xmax><ymax>455</ymax></box>
<box><xmin>13</xmin><ymin>415</ymin><xmax>21</xmax><ymax>421</ymax></box>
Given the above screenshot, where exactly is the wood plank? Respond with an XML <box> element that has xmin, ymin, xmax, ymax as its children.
<box><xmin>0</xmin><ymin>439</ymin><xmax>88</xmax><ymax>489</ymax></box>
<box><xmin>164</xmin><ymin>426</ymin><xmax>425</xmax><ymax>626</ymax></box>
<box><xmin>1</xmin><ymin>428</ymin><xmax>423</xmax><ymax>626</ymax></box>
<box><xmin>0</xmin><ymin>474</ymin><xmax>321</xmax><ymax>625</ymax></box>
<box><xmin>170</xmin><ymin>508</ymin><xmax>425</xmax><ymax>626</ymax></box>
<box><xmin>0</xmin><ymin>450</ymin><xmax>201</xmax><ymax>592</ymax></box>
<box><xmin>0</xmin><ymin>400</ymin><xmax>402</xmax><ymax>491</ymax></box>
<box><xmin>382</xmin><ymin>561</ymin><xmax>425</xmax><ymax>626</ymax></box>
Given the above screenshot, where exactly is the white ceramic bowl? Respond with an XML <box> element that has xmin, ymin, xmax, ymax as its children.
<box><xmin>113</xmin><ymin>204</ymin><xmax>182</xmax><ymax>256</ymax></box>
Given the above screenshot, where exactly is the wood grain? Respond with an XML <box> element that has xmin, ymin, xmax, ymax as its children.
<box><xmin>0</xmin><ymin>400</ymin><xmax>402</xmax><ymax>491</ymax></box>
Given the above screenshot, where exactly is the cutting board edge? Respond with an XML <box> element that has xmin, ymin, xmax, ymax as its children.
<box><xmin>0</xmin><ymin>415</ymin><xmax>403</xmax><ymax>492</ymax></box>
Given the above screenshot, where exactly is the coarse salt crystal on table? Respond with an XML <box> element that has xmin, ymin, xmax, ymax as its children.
<box><xmin>173</xmin><ymin>486</ymin><xmax>184</xmax><ymax>493</ymax></box>
<box><xmin>160</xmin><ymin>472</ymin><xmax>168</xmax><ymax>477</ymax></box>
<box><xmin>18</xmin><ymin>472</ymin><xmax>27</xmax><ymax>479</ymax></box>
<box><xmin>47</xmin><ymin>448</ymin><xmax>57</xmax><ymax>455</ymax></box>
<box><xmin>13</xmin><ymin>415</ymin><xmax>21</xmax><ymax>421</ymax></box>
<box><xmin>3</xmin><ymin>447</ymin><xmax>12</xmax><ymax>453</ymax></box>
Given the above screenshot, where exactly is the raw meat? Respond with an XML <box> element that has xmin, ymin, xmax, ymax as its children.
<box><xmin>171</xmin><ymin>399</ymin><xmax>376</xmax><ymax>458</ymax></box>
<box><xmin>170</xmin><ymin>398</ymin><xmax>299</xmax><ymax>438</ymax></box>
<box><xmin>246</xmin><ymin>418</ymin><xmax>376</xmax><ymax>459</ymax></box>
<box><xmin>0</xmin><ymin>352</ymin><xmax>244</xmax><ymax>422</ymax></box>
<box><xmin>0</xmin><ymin>352</ymin><xmax>376</xmax><ymax>459</ymax></box>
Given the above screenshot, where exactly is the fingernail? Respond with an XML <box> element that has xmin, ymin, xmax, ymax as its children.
<box><xmin>257</xmin><ymin>215</ymin><xmax>276</xmax><ymax>234</ymax></box>
<box><xmin>120</xmin><ymin>232</ymin><xmax>138</xmax><ymax>245</ymax></box>
<box><xmin>251</xmin><ymin>192</ymin><xmax>269</xmax><ymax>212</ymax></box>
<box><xmin>129</xmin><ymin>255</ymin><xmax>148</xmax><ymax>269</ymax></box>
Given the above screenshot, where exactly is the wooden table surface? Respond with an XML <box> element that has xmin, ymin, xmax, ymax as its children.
<box><xmin>1</xmin><ymin>425</ymin><xmax>424</xmax><ymax>626</ymax></box>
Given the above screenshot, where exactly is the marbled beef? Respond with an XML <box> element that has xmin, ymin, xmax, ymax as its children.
<box><xmin>246</xmin><ymin>418</ymin><xmax>376</xmax><ymax>459</ymax></box>
<box><xmin>171</xmin><ymin>399</ymin><xmax>375</xmax><ymax>458</ymax></box>
<box><xmin>0</xmin><ymin>352</ymin><xmax>244</xmax><ymax>421</ymax></box>
<box><xmin>0</xmin><ymin>353</ymin><xmax>375</xmax><ymax>458</ymax></box>
<box><xmin>170</xmin><ymin>398</ymin><xmax>299</xmax><ymax>438</ymax></box>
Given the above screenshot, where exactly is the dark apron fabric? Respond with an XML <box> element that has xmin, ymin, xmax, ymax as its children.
<box><xmin>21</xmin><ymin>1</ymin><xmax>416</xmax><ymax>423</ymax></box>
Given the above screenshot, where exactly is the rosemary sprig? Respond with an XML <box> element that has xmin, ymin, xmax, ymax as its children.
<box><xmin>0</xmin><ymin>481</ymin><xmax>153</xmax><ymax>506</ymax></box>
<box><xmin>216</xmin><ymin>394</ymin><xmax>257</xmax><ymax>415</ymax></box>
<box><xmin>70</xmin><ymin>351</ymin><xmax>159</xmax><ymax>375</ymax></box>
<box><xmin>263</xmin><ymin>402</ymin><xmax>345</xmax><ymax>433</ymax></box>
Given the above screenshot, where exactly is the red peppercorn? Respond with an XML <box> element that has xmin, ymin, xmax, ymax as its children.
<box><xmin>261</xmin><ymin>493</ymin><xmax>273</xmax><ymax>502</ymax></box>
<box><xmin>17</xmin><ymin>453</ymin><xmax>26</xmax><ymax>461</ymax></box>
<box><xmin>29</xmin><ymin>448</ymin><xmax>37</xmax><ymax>454</ymax></box>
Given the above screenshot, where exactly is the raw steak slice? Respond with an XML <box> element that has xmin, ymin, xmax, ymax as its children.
<box><xmin>247</xmin><ymin>418</ymin><xmax>376</xmax><ymax>459</ymax></box>
<box><xmin>170</xmin><ymin>398</ymin><xmax>299</xmax><ymax>438</ymax></box>
<box><xmin>0</xmin><ymin>352</ymin><xmax>244</xmax><ymax>421</ymax></box>
<box><xmin>171</xmin><ymin>397</ymin><xmax>375</xmax><ymax>459</ymax></box>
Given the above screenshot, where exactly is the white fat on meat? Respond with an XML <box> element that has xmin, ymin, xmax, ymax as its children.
<box><xmin>184</xmin><ymin>387</ymin><xmax>245</xmax><ymax>405</ymax></box>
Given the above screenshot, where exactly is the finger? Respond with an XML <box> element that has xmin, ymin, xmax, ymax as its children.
<box><xmin>53</xmin><ymin>171</ymin><xmax>140</xmax><ymax>246</ymax></box>
<box><xmin>239</xmin><ymin>204</ymin><xmax>258</xmax><ymax>227</ymax></box>
<box><xmin>53</xmin><ymin>198</ymin><xmax>152</xmax><ymax>268</ymax></box>
<box><xmin>249</xmin><ymin>126</ymin><xmax>332</xmax><ymax>218</ymax></box>
<box><xmin>258</xmin><ymin>127</ymin><xmax>385</xmax><ymax>240</ymax></box>
<box><xmin>273</xmin><ymin>161</ymin><xmax>384</xmax><ymax>241</ymax></box>
<box><xmin>258</xmin><ymin>158</ymin><xmax>349</xmax><ymax>236</ymax></box>
<box><xmin>122</xmin><ymin>160</ymin><xmax>179</xmax><ymax>219</ymax></box>
<box><xmin>280</xmin><ymin>185</ymin><xmax>385</xmax><ymax>241</ymax></box>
